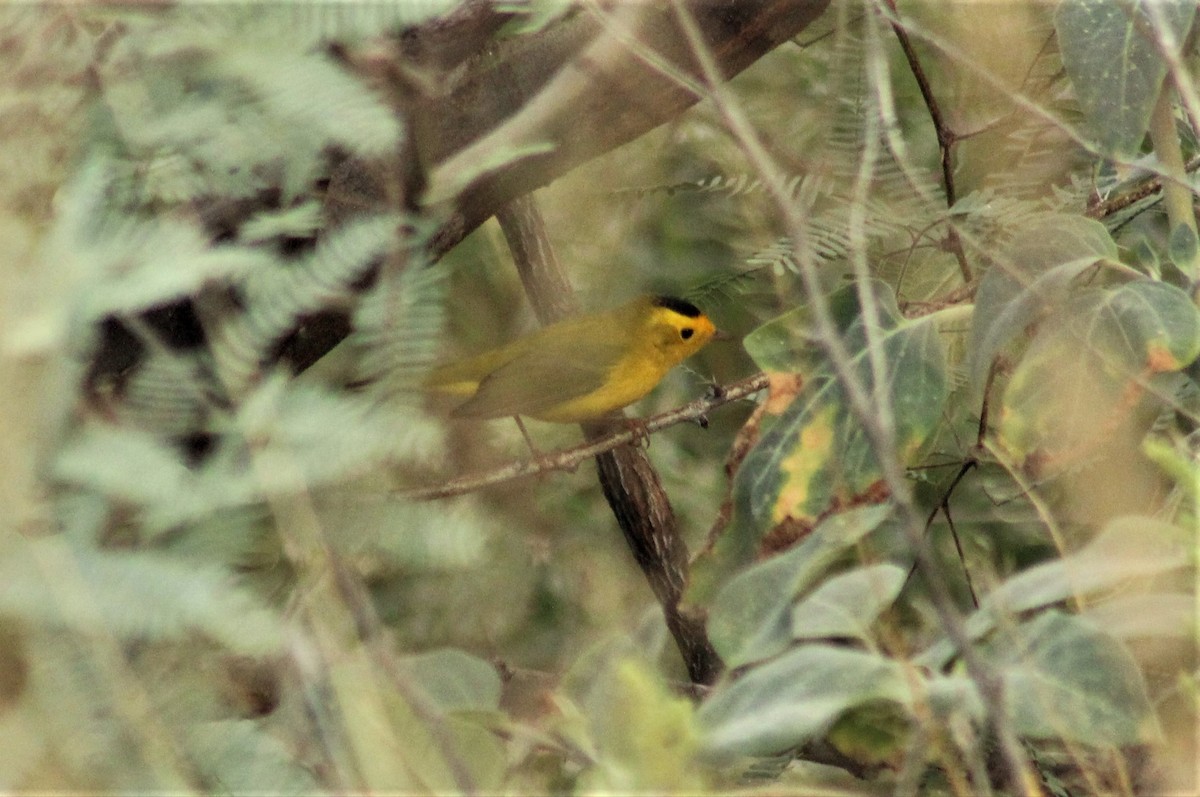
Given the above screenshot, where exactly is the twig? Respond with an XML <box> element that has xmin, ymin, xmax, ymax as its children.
<box><xmin>1085</xmin><ymin>151</ymin><xmax>1200</xmax><ymax>221</ymax></box>
<box><xmin>880</xmin><ymin>0</ymin><xmax>954</xmax><ymax>204</ymax></box>
<box><xmin>398</xmin><ymin>373</ymin><xmax>768</xmax><ymax>499</ymax></box>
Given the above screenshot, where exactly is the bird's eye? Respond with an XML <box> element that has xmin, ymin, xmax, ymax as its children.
<box><xmin>680</xmin><ymin>327</ymin><xmax>694</xmax><ymax>340</ymax></box>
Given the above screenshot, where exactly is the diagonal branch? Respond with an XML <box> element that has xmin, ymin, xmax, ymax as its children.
<box><xmin>418</xmin><ymin>0</ymin><xmax>831</xmax><ymax>257</ymax></box>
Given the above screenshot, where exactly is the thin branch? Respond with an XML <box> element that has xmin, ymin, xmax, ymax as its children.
<box><xmin>1086</xmin><ymin>154</ymin><xmax>1200</xmax><ymax>220</ymax></box>
<box><xmin>397</xmin><ymin>373</ymin><xmax>768</xmax><ymax>501</ymax></box>
<box><xmin>880</xmin><ymin>0</ymin><xmax>955</xmax><ymax>205</ymax></box>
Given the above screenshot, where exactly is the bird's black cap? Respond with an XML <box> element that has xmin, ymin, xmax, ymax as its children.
<box><xmin>652</xmin><ymin>295</ymin><xmax>703</xmax><ymax>318</ymax></box>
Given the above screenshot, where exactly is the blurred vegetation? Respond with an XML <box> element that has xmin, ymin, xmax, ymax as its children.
<box><xmin>1</xmin><ymin>1</ymin><xmax>1197</xmax><ymax>794</ymax></box>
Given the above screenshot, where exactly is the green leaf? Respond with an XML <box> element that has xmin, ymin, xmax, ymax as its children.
<box><xmin>397</xmin><ymin>649</ymin><xmax>502</xmax><ymax>713</ymax></box>
<box><xmin>791</xmin><ymin>563</ymin><xmax>907</xmax><ymax>642</ymax></box>
<box><xmin>705</xmin><ymin>505</ymin><xmax>893</xmax><ymax>667</ymax></box>
<box><xmin>917</xmin><ymin>516</ymin><xmax>1188</xmax><ymax>670</ymax></box>
<box><xmin>1056</xmin><ymin>0</ymin><xmax>1197</xmax><ymax>157</ymax></box>
<box><xmin>739</xmin><ymin>282</ymin><xmax>947</xmax><ymax>528</ymax></box>
<box><xmin>969</xmin><ymin>214</ymin><xmax>1117</xmax><ymax>388</ymax></box>
<box><xmin>998</xmin><ymin>611</ymin><xmax>1158</xmax><ymax>746</ymax></box>
<box><xmin>741</xmin><ymin>283</ymin><xmax>867</xmax><ymax>374</ymax></box>
<box><xmin>1169</xmin><ymin>221</ymin><xmax>1199</xmax><ymax>269</ymax></box>
<box><xmin>697</xmin><ymin>644</ymin><xmax>911</xmax><ymax>757</ymax></box>
<box><xmin>825</xmin><ymin>699</ymin><xmax>911</xmax><ymax>766</ymax></box>
<box><xmin>690</xmin><ymin>282</ymin><xmax>945</xmax><ymax>602</ymax></box>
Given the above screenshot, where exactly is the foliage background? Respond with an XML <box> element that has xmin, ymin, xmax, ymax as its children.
<box><xmin>0</xmin><ymin>1</ymin><xmax>1196</xmax><ymax>795</ymax></box>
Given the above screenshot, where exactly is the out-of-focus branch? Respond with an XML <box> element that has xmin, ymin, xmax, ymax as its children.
<box><xmin>416</xmin><ymin>0</ymin><xmax>831</xmax><ymax>256</ymax></box>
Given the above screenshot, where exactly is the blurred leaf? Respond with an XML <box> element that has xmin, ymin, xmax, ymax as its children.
<box><xmin>697</xmin><ymin>644</ymin><xmax>910</xmax><ymax>758</ymax></box>
<box><xmin>1169</xmin><ymin>221</ymin><xmax>1199</xmax><ymax>270</ymax></box>
<box><xmin>1055</xmin><ymin>0</ymin><xmax>1196</xmax><ymax>157</ymax></box>
<box><xmin>917</xmin><ymin>516</ymin><xmax>1188</xmax><ymax>670</ymax></box>
<box><xmin>69</xmin><ymin>212</ymin><xmax>275</xmax><ymax>321</ymax></box>
<box><xmin>705</xmin><ymin>505</ymin><xmax>893</xmax><ymax>667</ymax></box>
<box><xmin>238</xmin><ymin>379</ymin><xmax>444</xmax><ymax>493</ymax></box>
<box><xmin>582</xmin><ymin>658</ymin><xmax>704</xmax><ymax>793</ymax></box>
<box><xmin>315</xmin><ymin>492</ymin><xmax>489</xmax><ymax>570</ymax></box>
<box><xmin>239</xmin><ymin>201</ymin><xmax>323</xmax><ymax>244</ymax></box>
<box><xmin>998</xmin><ymin>611</ymin><xmax>1158</xmax><ymax>746</ymax></box>
<box><xmin>998</xmin><ymin>280</ymin><xmax>1200</xmax><ymax>459</ymax></box>
<box><xmin>0</xmin><ymin>539</ymin><xmax>284</xmax><ymax>656</ymax></box>
<box><xmin>397</xmin><ymin>648</ymin><xmax>502</xmax><ymax>713</ymax></box>
<box><xmin>741</xmin><ymin>283</ymin><xmax>867</xmax><ymax>374</ymax></box>
<box><xmin>186</xmin><ymin>720</ymin><xmax>325</xmax><ymax>795</ymax></box>
<box><xmin>350</xmin><ymin>261</ymin><xmax>449</xmax><ymax>397</ymax></box>
<box><xmin>217</xmin><ymin>47</ymin><xmax>403</xmax><ymax>159</ymax></box>
<box><xmin>969</xmin><ymin>214</ymin><xmax>1117</xmax><ymax>389</ymax></box>
<box><xmin>1081</xmin><ymin>593</ymin><xmax>1195</xmax><ymax>640</ymax></box>
<box><xmin>825</xmin><ymin>699</ymin><xmax>911</xmax><ymax>767</ymax></box>
<box><xmin>331</xmin><ymin>653</ymin><xmax>506</xmax><ymax>793</ymax></box>
<box><xmin>790</xmin><ymin>563</ymin><xmax>906</xmax><ymax>642</ymax></box>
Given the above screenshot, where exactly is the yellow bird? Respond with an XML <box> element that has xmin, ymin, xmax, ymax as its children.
<box><xmin>425</xmin><ymin>295</ymin><xmax>721</xmax><ymax>424</ymax></box>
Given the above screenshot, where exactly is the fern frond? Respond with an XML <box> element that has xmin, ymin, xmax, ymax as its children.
<box><xmin>115</xmin><ymin>348</ymin><xmax>213</xmax><ymax>437</ymax></box>
<box><xmin>0</xmin><ymin>538</ymin><xmax>284</xmax><ymax>655</ymax></box>
<box><xmin>217</xmin><ymin>47</ymin><xmax>402</xmax><ymax>159</ymax></box>
<box><xmin>235</xmin><ymin>377</ymin><xmax>444</xmax><ymax>492</ymax></box>
<box><xmin>350</xmin><ymin>262</ymin><xmax>449</xmax><ymax>397</ymax></box>
<box><xmin>239</xmin><ymin>201</ymin><xmax>324</xmax><ymax>245</ymax></box>
<box><xmin>210</xmin><ymin>215</ymin><xmax>398</xmax><ymax>395</ymax></box>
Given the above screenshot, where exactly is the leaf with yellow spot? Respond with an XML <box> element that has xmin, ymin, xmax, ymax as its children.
<box><xmin>772</xmin><ymin>402</ymin><xmax>838</xmax><ymax>524</ymax></box>
<box><xmin>688</xmin><ymin>281</ymin><xmax>948</xmax><ymax>603</ymax></box>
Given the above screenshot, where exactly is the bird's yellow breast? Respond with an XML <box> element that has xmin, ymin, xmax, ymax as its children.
<box><xmin>531</xmin><ymin>347</ymin><xmax>672</xmax><ymax>422</ymax></box>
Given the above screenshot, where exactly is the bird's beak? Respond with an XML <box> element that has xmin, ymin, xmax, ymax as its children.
<box><xmin>712</xmin><ymin>328</ymin><xmax>733</xmax><ymax>341</ymax></box>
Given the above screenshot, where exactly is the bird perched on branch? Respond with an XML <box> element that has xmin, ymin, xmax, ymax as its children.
<box><xmin>425</xmin><ymin>295</ymin><xmax>723</xmax><ymax>434</ymax></box>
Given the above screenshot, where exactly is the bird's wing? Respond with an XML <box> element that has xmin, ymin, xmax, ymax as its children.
<box><xmin>451</xmin><ymin>337</ymin><xmax>625</xmax><ymax>419</ymax></box>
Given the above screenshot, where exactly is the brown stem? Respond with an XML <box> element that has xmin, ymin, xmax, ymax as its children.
<box><xmin>495</xmin><ymin>196</ymin><xmax>725</xmax><ymax>685</ymax></box>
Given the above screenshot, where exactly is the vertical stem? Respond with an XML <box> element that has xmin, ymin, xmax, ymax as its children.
<box><xmin>495</xmin><ymin>195</ymin><xmax>723</xmax><ymax>685</ymax></box>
